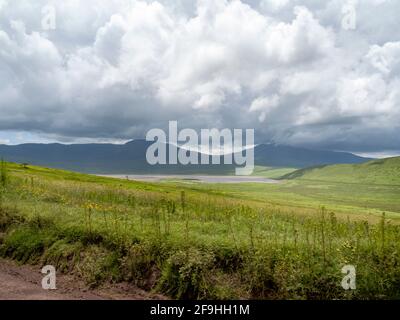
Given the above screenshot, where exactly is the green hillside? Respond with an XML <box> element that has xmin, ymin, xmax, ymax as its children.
<box><xmin>282</xmin><ymin>157</ymin><xmax>400</xmax><ymax>185</ymax></box>
<box><xmin>251</xmin><ymin>166</ymin><xmax>297</xmax><ymax>179</ymax></box>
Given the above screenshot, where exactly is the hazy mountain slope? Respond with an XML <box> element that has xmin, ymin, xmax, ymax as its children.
<box><xmin>0</xmin><ymin>140</ymin><xmax>235</xmax><ymax>174</ymax></box>
<box><xmin>254</xmin><ymin>144</ymin><xmax>369</xmax><ymax>168</ymax></box>
<box><xmin>282</xmin><ymin>157</ymin><xmax>400</xmax><ymax>185</ymax></box>
<box><xmin>0</xmin><ymin>140</ymin><xmax>371</xmax><ymax>174</ymax></box>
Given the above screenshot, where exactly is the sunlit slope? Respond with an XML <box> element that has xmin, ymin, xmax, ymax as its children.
<box><xmin>282</xmin><ymin>157</ymin><xmax>400</xmax><ymax>185</ymax></box>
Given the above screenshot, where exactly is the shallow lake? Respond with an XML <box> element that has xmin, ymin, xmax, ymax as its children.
<box><xmin>100</xmin><ymin>175</ymin><xmax>280</xmax><ymax>184</ymax></box>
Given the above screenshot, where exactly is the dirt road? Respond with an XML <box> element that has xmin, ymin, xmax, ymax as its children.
<box><xmin>0</xmin><ymin>259</ymin><xmax>164</xmax><ymax>300</ymax></box>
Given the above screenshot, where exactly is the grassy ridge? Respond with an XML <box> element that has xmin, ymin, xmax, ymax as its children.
<box><xmin>282</xmin><ymin>157</ymin><xmax>400</xmax><ymax>186</ymax></box>
<box><xmin>251</xmin><ymin>166</ymin><xmax>297</xmax><ymax>179</ymax></box>
<box><xmin>1</xmin><ymin>162</ymin><xmax>400</xmax><ymax>299</ymax></box>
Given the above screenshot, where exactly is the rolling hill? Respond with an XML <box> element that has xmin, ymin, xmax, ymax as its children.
<box><xmin>0</xmin><ymin>140</ymin><xmax>371</xmax><ymax>174</ymax></box>
<box><xmin>282</xmin><ymin>157</ymin><xmax>400</xmax><ymax>185</ymax></box>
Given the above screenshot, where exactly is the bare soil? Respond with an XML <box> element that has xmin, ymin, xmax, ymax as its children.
<box><xmin>0</xmin><ymin>259</ymin><xmax>166</xmax><ymax>300</ymax></box>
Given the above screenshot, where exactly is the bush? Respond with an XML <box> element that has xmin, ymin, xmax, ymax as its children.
<box><xmin>76</xmin><ymin>246</ymin><xmax>122</xmax><ymax>287</ymax></box>
<box><xmin>157</xmin><ymin>248</ymin><xmax>215</xmax><ymax>299</ymax></box>
<box><xmin>121</xmin><ymin>242</ymin><xmax>159</xmax><ymax>290</ymax></box>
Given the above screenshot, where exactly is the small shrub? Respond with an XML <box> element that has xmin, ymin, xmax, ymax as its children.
<box><xmin>77</xmin><ymin>246</ymin><xmax>122</xmax><ymax>287</ymax></box>
<box><xmin>157</xmin><ymin>248</ymin><xmax>215</xmax><ymax>299</ymax></box>
<box><xmin>121</xmin><ymin>242</ymin><xmax>159</xmax><ymax>290</ymax></box>
<box><xmin>243</xmin><ymin>251</ymin><xmax>277</xmax><ymax>299</ymax></box>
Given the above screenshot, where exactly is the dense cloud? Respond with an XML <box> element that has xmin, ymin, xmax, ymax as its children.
<box><xmin>0</xmin><ymin>0</ymin><xmax>399</xmax><ymax>154</ymax></box>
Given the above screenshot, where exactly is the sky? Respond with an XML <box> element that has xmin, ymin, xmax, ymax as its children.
<box><xmin>0</xmin><ymin>0</ymin><xmax>399</xmax><ymax>157</ymax></box>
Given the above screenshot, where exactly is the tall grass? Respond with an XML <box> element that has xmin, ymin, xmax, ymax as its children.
<box><xmin>0</xmin><ymin>159</ymin><xmax>7</xmax><ymax>188</ymax></box>
<box><xmin>0</xmin><ymin>160</ymin><xmax>8</xmax><ymax>210</ymax></box>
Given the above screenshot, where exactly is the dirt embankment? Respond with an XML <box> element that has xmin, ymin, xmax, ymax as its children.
<box><xmin>0</xmin><ymin>259</ymin><xmax>165</xmax><ymax>300</ymax></box>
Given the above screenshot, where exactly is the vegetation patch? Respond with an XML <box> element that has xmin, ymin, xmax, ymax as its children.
<box><xmin>0</xmin><ymin>161</ymin><xmax>400</xmax><ymax>299</ymax></box>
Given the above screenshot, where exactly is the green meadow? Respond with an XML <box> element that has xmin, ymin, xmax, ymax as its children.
<box><xmin>1</xmin><ymin>158</ymin><xmax>400</xmax><ymax>299</ymax></box>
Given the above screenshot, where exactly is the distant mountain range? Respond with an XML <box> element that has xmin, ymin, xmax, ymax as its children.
<box><xmin>0</xmin><ymin>140</ymin><xmax>371</xmax><ymax>174</ymax></box>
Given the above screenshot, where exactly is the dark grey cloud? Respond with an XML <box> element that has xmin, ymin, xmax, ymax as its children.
<box><xmin>0</xmin><ymin>0</ymin><xmax>399</xmax><ymax>153</ymax></box>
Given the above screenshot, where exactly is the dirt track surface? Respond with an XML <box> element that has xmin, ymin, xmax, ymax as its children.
<box><xmin>0</xmin><ymin>259</ymin><xmax>165</xmax><ymax>300</ymax></box>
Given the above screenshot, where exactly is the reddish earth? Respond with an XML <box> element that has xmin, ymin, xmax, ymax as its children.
<box><xmin>0</xmin><ymin>259</ymin><xmax>165</xmax><ymax>300</ymax></box>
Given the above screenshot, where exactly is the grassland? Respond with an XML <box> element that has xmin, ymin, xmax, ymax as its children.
<box><xmin>282</xmin><ymin>157</ymin><xmax>400</xmax><ymax>186</ymax></box>
<box><xmin>1</xmin><ymin>160</ymin><xmax>400</xmax><ymax>299</ymax></box>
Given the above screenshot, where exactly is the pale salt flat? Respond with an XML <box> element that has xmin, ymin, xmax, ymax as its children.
<box><xmin>99</xmin><ymin>175</ymin><xmax>280</xmax><ymax>184</ymax></box>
